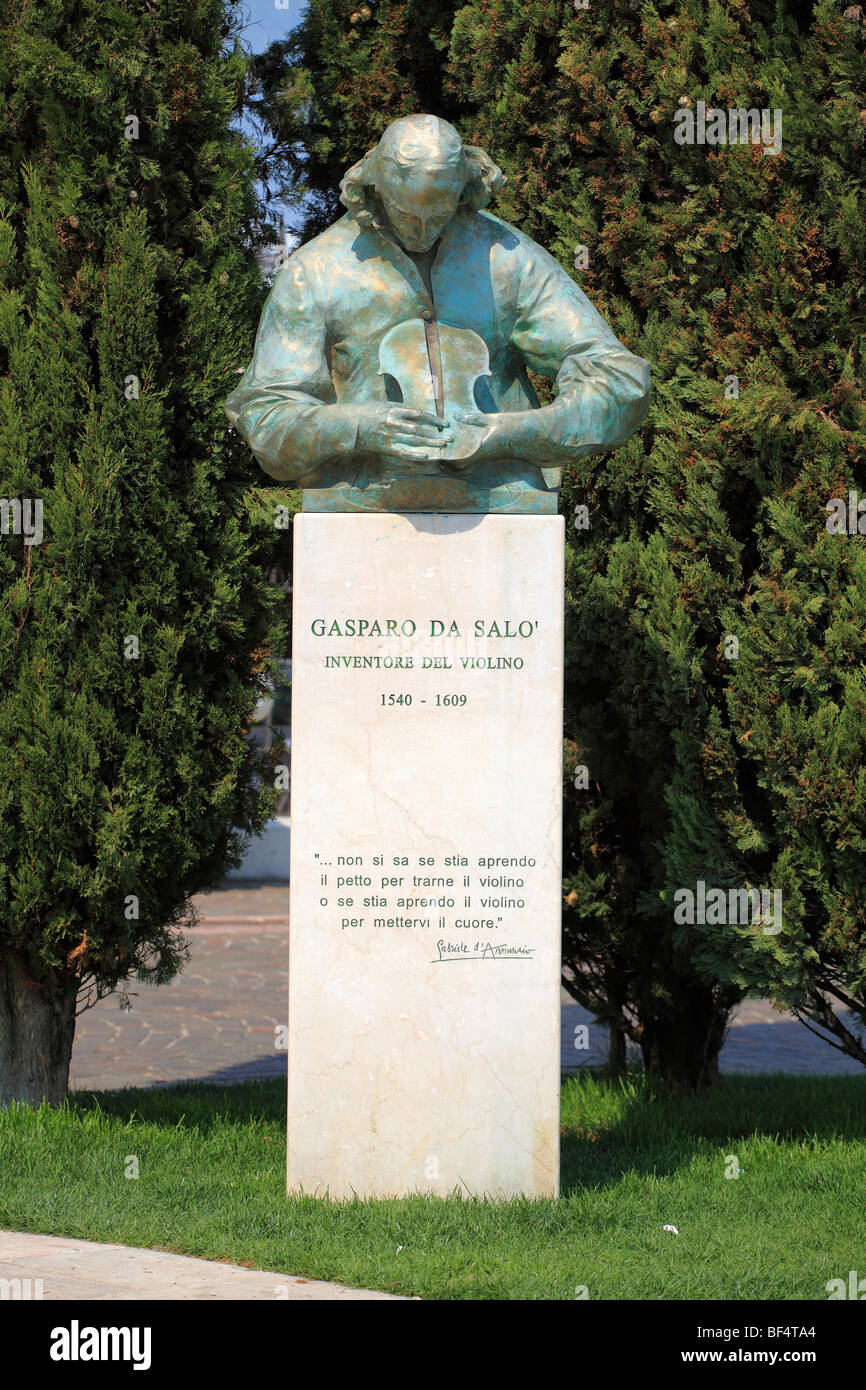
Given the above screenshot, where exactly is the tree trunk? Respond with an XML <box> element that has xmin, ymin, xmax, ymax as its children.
<box><xmin>604</xmin><ymin>971</ymin><xmax>629</xmax><ymax>1081</ymax></box>
<box><xmin>0</xmin><ymin>955</ymin><xmax>77</xmax><ymax>1106</ymax></box>
<box><xmin>639</xmin><ymin>984</ymin><xmax>734</xmax><ymax>1093</ymax></box>
<box><xmin>607</xmin><ymin>1015</ymin><xmax>627</xmax><ymax>1080</ymax></box>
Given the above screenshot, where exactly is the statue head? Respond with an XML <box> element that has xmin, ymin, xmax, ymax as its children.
<box><xmin>339</xmin><ymin>115</ymin><xmax>506</xmax><ymax>253</ymax></box>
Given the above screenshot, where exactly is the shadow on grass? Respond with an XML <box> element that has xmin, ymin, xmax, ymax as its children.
<box><xmin>67</xmin><ymin>1068</ymin><xmax>866</xmax><ymax>1198</ymax></box>
<box><xmin>68</xmin><ymin>1078</ymin><xmax>287</xmax><ymax>1131</ymax></box>
<box><xmin>559</xmin><ymin>1066</ymin><xmax>866</xmax><ymax>1195</ymax></box>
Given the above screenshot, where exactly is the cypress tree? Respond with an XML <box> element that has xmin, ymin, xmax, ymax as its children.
<box><xmin>0</xmin><ymin>0</ymin><xmax>288</xmax><ymax>1103</ymax></box>
<box><xmin>448</xmin><ymin>0</ymin><xmax>866</xmax><ymax>1083</ymax></box>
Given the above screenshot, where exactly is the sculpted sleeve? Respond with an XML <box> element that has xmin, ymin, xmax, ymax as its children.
<box><xmin>224</xmin><ymin>256</ymin><xmax>359</xmax><ymax>486</ymax></box>
<box><xmin>508</xmin><ymin>238</ymin><xmax>651</xmax><ymax>468</ymax></box>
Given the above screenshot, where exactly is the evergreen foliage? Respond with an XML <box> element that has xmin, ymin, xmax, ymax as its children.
<box><xmin>0</xmin><ymin>0</ymin><xmax>289</xmax><ymax>1101</ymax></box>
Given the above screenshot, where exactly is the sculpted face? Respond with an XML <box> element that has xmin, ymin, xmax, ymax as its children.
<box><xmin>377</xmin><ymin>161</ymin><xmax>465</xmax><ymax>254</ymax></box>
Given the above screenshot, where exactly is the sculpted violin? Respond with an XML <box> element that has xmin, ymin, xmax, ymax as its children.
<box><xmin>377</xmin><ymin>318</ymin><xmax>494</xmax><ymax>472</ymax></box>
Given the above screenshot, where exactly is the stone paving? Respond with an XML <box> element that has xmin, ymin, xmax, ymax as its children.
<box><xmin>68</xmin><ymin>882</ymin><xmax>863</xmax><ymax>1093</ymax></box>
<box><xmin>0</xmin><ymin>1231</ymin><xmax>406</xmax><ymax>1300</ymax></box>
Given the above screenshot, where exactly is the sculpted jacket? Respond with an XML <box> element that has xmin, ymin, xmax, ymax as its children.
<box><xmin>225</xmin><ymin>207</ymin><xmax>651</xmax><ymax>493</ymax></box>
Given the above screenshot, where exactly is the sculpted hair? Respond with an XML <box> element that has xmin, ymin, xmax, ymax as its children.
<box><xmin>339</xmin><ymin>143</ymin><xmax>506</xmax><ymax>230</ymax></box>
<box><xmin>460</xmin><ymin>146</ymin><xmax>507</xmax><ymax>210</ymax></box>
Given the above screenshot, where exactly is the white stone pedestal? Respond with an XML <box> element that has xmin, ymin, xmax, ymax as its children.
<box><xmin>288</xmin><ymin>513</ymin><xmax>564</xmax><ymax>1199</ymax></box>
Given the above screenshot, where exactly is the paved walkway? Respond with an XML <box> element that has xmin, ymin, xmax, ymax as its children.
<box><xmin>0</xmin><ymin>1231</ymin><xmax>405</xmax><ymax>1300</ymax></box>
<box><xmin>68</xmin><ymin>883</ymin><xmax>862</xmax><ymax>1093</ymax></box>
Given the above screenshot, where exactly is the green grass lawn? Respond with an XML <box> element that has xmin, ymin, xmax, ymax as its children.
<box><xmin>1</xmin><ymin>1071</ymin><xmax>863</xmax><ymax>1299</ymax></box>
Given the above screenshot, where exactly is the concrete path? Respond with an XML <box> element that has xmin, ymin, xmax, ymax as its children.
<box><xmin>0</xmin><ymin>1231</ymin><xmax>406</xmax><ymax>1301</ymax></box>
<box><xmin>67</xmin><ymin>882</ymin><xmax>863</xmax><ymax>1093</ymax></box>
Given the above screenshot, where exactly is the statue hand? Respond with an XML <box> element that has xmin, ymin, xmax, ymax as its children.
<box><xmin>449</xmin><ymin>410</ymin><xmax>536</xmax><ymax>468</ymax></box>
<box><xmin>354</xmin><ymin>403</ymin><xmax>454</xmax><ymax>462</ymax></box>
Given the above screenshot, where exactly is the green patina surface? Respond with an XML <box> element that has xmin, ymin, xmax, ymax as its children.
<box><xmin>225</xmin><ymin>115</ymin><xmax>650</xmax><ymax>514</ymax></box>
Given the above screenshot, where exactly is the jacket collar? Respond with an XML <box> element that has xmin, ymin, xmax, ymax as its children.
<box><xmin>350</xmin><ymin>209</ymin><xmax>474</xmax><ymax>311</ymax></box>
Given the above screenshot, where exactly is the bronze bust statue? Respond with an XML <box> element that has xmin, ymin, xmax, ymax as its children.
<box><xmin>225</xmin><ymin>114</ymin><xmax>650</xmax><ymax>513</ymax></box>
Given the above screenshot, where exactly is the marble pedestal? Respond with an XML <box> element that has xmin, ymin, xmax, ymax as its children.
<box><xmin>288</xmin><ymin>513</ymin><xmax>564</xmax><ymax>1199</ymax></box>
